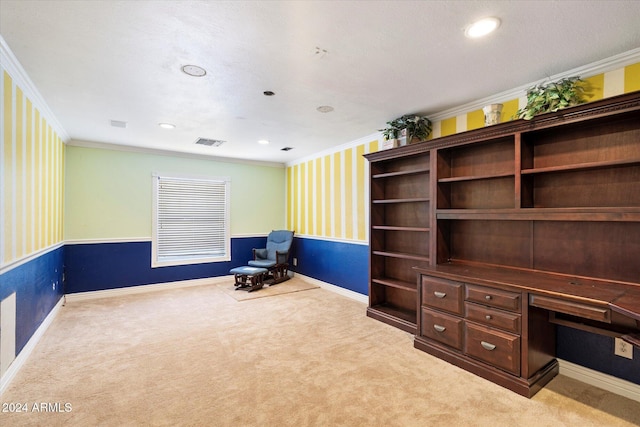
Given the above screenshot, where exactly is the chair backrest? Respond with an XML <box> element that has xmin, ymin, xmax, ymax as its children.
<box><xmin>265</xmin><ymin>230</ymin><xmax>294</xmax><ymax>261</ymax></box>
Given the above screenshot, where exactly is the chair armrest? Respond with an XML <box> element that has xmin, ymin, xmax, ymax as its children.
<box><xmin>275</xmin><ymin>250</ymin><xmax>290</xmax><ymax>264</ymax></box>
<box><xmin>253</xmin><ymin>248</ymin><xmax>268</xmax><ymax>260</ymax></box>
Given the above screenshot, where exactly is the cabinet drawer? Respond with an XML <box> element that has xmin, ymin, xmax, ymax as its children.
<box><xmin>466</xmin><ymin>285</ymin><xmax>521</xmax><ymax>313</ymax></box>
<box><xmin>421</xmin><ymin>308</ymin><xmax>463</xmax><ymax>350</ymax></box>
<box><xmin>422</xmin><ymin>276</ymin><xmax>464</xmax><ymax>315</ymax></box>
<box><xmin>465</xmin><ymin>322</ymin><xmax>521</xmax><ymax>376</ymax></box>
<box><xmin>529</xmin><ymin>294</ymin><xmax>611</xmax><ymax>323</ymax></box>
<box><xmin>465</xmin><ymin>302</ymin><xmax>521</xmax><ymax>334</ymax></box>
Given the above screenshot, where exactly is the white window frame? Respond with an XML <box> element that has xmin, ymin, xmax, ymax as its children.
<box><xmin>152</xmin><ymin>173</ymin><xmax>231</xmax><ymax>268</ymax></box>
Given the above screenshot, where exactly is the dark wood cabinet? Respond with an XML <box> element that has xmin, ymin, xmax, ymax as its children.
<box><xmin>415</xmin><ymin>270</ymin><xmax>557</xmax><ymax>397</ymax></box>
<box><xmin>366</xmin><ymin>91</ymin><xmax>640</xmax><ymax>397</ymax></box>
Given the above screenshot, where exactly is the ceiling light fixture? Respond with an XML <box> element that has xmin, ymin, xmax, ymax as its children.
<box><xmin>158</xmin><ymin>122</ymin><xmax>176</xmax><ymax>129</ymax></box>
<box><xmin>316</xmin><ymin>105</ymin><xmax>334</xmax><ymax>113</ymax></box>
<box><xmin>465</xmin><ymin>17</ymin><xmax>501</xmax><ymax>38</ymax></box>
<box><xmin>181</xmin><ymin>64</ymin><xmax>207</xmax><ymax>77</ymax></box>
<box><xmin>258</xmin><ymin>139</ymin><xmax>269</xmax><ymax>145</ymax></box>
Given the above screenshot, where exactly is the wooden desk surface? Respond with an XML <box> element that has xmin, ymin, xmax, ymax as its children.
<box><xmin>414</xmin><ymin>262</ymin><xmax>640</xmax><ymax>322</ymax></box>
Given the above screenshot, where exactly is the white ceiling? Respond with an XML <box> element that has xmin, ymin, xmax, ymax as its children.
<box><xmin>1</xmin><ymin>1</ymin><xmax>640</xmax><ymax>165</ymax></box>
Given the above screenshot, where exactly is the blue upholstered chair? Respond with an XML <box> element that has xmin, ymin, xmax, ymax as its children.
<box><xmin>248</xmin><ymin>230</ymin><xmax>295</xmax><ymax>284</ymax></box>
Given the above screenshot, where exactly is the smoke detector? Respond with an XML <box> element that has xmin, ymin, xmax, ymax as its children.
<box><xmin>195</xmin><ymin>138</ymin><xmax>225</xmax><ymax>147</ymax></box>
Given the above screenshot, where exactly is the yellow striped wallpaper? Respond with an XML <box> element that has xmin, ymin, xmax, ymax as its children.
<box><xmin>286</xmin><ymin>140</ymin><xmax>378</xmax><ymax>242</ymax></box>
<box><xmin>1</xmin><ymin>69</ymin><xmax>65</xmax><ymax>268</ymax></box>
<box><xmin>286</xmin><ymin>61</ymin><xmax>639</xmax><ymax>245</ymax></box>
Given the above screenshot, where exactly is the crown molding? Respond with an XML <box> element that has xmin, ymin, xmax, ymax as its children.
<box><xmin>287</xmin><ymin>132</ymin><xmax>380</xmax><ymax>167</ymax></box>
<box><xmin>0</xmin><ymin>35</ymin><xmax>70</xmax><ymax>142</ymax></box>
<box><xmin>67</xmin><ymin>139</ymin><xmax>285</xmax><ymax>169</ymax></box>
<box><xmin>429</xmin><ymin>48</ymin><xmax>640</xmax><ymax>122</ymax></box>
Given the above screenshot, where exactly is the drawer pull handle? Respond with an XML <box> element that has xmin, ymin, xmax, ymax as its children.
<box><xmin>485</xmin><ymin>315</ymin><xmax>492</xmax><ymax>320</ymax></box>
<box><xmin>434</xmin><ymin>291</ymin><xmax>446</xmax><ymax>298</ymax></box>
<box><xmin>485</xmin><ymin>295</ymin><xmax>492</xmax><ymax>300</ymax></box>
<box><xmin>433</xmin><ymin>324</ymin><xmax>446</xmax><ymax>333</ymax></box>
<box><xmin>481</xmin><ymin>341</ymin><xmax>496</xmax><ymax>351</ymax></box>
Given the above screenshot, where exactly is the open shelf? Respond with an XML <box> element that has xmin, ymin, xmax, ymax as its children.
<box><xmin>368</xmin><ymin>304</ymin><xmax>417</xmax><ymax>326</ymax></box>
<box><xmin>372</xmin><ymin>277</ymin><xmax>417</xmax><ymax>292</ymax></box>
<box><xmin>438</xmin><ymin>172</ymin><xmax>514</xmax><ymax>183</ymax></box>
<box><xmin>521</xmin><ymin>158</ymin><xmax>640</xmax><ymax>175</ymax></box>
<box><xmin>372</xmin><ymin>197</ymin><xmax>430</xmax><ymax>204</ymax></box>
<box><xmin>372</xmin><ymin>225</ymin><xmax>430</xmax><ymax>232</ymax></box>
<box><xmin>365</xmin><ymin>149</ymin><xmax>431</xmax><ymax>332</ymax></box>
<box><xmin>436</xmin><ymin>207</ymin><xmax>640</xmax><ymax>222</ymax></box>
<box><xmin>373</xmin><ymin>167</ymin><xmax>430</xmax><ymax>179</ymax></box>
<box><xmin>437</xmin><ymin>136</ymin><xmax>515</xmax><ymax>181</ymax></box>
<box><xmin>372</xmin><ymin>250</ymin><xmax>430</xmax><ymax>262</ymax></box>
<box><xmin>438</xmin><ymin>176</ymin><xmax>515</xmax><ymax>210</ymax></box>
<box><xmin>520</xmin><ymin>164</ymin><xmax>640</xmax><ymax>208</ymax></box>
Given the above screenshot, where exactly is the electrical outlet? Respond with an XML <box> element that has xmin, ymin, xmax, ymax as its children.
<box><xmin>293</xmin><ymin>257</ymin><xmax>298</xmax><ymax>266</ymax></box>
<box><xmin>614</xmin><ymin>337</ymin><xmax>633</xmax><ymax>360</ymax></box>
<box><xmin>52</xmin><ymin>282</ymin><xmax>56</xmax><ymax>291</ymax></box>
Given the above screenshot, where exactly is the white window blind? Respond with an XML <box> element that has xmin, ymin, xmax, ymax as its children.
<box><xmin>152</xmin><ymin>174</ymin><xmax>230</xmax><ymax>267</ymax></box>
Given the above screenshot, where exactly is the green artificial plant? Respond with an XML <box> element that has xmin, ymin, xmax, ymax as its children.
<box><xmin>379</xmin><ymin>114</ymin><xmax>432</xmax><ymax>142</ymax></box>
<box><xmin>514</xmin><ymin>76</ymin><xmax>588</xmax><ymax>120</ymax></box>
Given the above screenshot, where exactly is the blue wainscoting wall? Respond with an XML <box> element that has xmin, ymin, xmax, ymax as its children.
<box><xmin>0</xmin><ymin>247</ymin><xmax>64</xmax><ymax>355</ymax></box>
<box><xmin>557</xmin><ymin>325</ymin><xmax>640</xmax><ymax>384</ymax></box>
<box><xmin>290</xmin><ymin>237</ymin><xmax>368</xmax><ymax>295</ymax></box>
<box><xmin>64</xmin><ymin>237</ymin><xmax>265</xmax><ymax>294</ymax></box>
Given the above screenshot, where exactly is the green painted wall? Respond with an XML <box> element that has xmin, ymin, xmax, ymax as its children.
<box><xmin>64</xmin><ymin>145</ymin><xmax>285</xmax><ymax>240</ymax></box>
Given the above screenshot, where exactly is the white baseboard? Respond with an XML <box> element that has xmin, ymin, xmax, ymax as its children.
<box><xmin>0</xmin><ymin>297</ymin><xmax>64</xmax><ymax>395</ymax></box>
<box><xmin>294</xmin><ymin>273</ymin><xmax>368</xmax><ymax>304</ymax></box>
<box><xmin>64</xmin><ymin>275</ymin><xmax>233</xmax><ymax>302</ymax></box>
<box><xmin>64</xmin><ymin>272</ymin><xmax>367</xmax><ymax>304</ymax></box>
<box><xmin>558</xmin><ymin>359</ymin><xmax>640</xmax><ymax>403</ymax></box>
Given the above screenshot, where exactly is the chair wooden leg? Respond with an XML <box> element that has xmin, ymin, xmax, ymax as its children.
<box><xmin>234</xmin><ymin>274</ymin><xmax>247</xmax><ymax>288</ymax></box>
<box><xmin>247</xmin><ymin>273</ymin><xmax>264</xmax><ymax>292</ymax></box>
<box><xmin>271</xmin><ymin>264</ymin><xmax>290</xmax><ymax>284</ymax></box>
<box><xmin>235</xmin><ymin>272</ymin><xmax>265</xmax><ymax>292</ymax></box>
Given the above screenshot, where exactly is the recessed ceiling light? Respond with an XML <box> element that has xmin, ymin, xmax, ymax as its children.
<box><xmin>181</xmin><ymin>65</ymin><xmax>206</xmax><ymax>77</ymax></box>
<box><xmin>317</xmin><ymin>105</ymin><xmax>334</xmax><ymax>113</ymax></box>
<box><xmin>258</xmin><ymin>139</ymin><xmax>269</xmax><ymax>145</ymax></box>
<box><xmin>158</xmin><ymin>122</ymin><xmax>176</xmax><ymax>129</ymax></box>
<box><xmin>465</xmin><ymin>17</ymin><xmax>501</xmax><ymax>38</ymax></box>
<box><xmin>263</xmin><ymin>90</ymin><xmax>275</xmax><ymax>96</ymax></box>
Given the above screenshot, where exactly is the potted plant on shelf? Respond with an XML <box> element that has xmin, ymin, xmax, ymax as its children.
<box><xmin>514</xmin><ymin>76</ymin><xmax>589</xmax><ymax>120</ymax></box>
<box><xmin>379</xmin><ymin>114</ymin><xmax>432</xmax><ymax>147</ymax></box>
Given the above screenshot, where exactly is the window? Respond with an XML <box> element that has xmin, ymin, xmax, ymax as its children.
<box><xmin>152</xmin><ymin>174</ymin><xmax>230</xmax><ymax>267</ymax></box>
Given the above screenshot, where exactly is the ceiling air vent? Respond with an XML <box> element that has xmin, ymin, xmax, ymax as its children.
<box><xmin>110</xmin><ymin>120</ymin><xmax>127</xmax><ymax>128</ymax></box>
<box><xmin>195</xmin><ymin>138</ymin><xmax>225</xmax><ymax>147</ymax></box>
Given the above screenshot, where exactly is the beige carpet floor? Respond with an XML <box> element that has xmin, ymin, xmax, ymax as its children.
<box><xmin>220</xmin><ymin>278</ymin><xmax>319</xmax><ymax>301</ymax></box>
<box><xmin>1</xmin><ymin>276</ymin><xmax>639</xmax><ymax>426</ymax></box>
